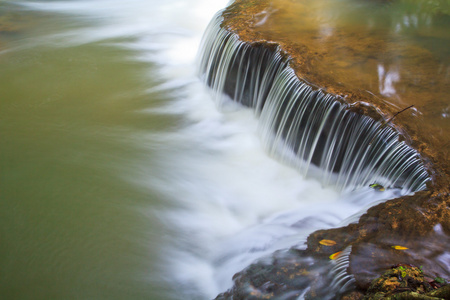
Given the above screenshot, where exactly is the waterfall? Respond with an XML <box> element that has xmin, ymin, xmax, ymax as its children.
<box><xmin>198</xmin><ymin>12</ymin><xmax>430</xmax><ymax>193</ymax></box>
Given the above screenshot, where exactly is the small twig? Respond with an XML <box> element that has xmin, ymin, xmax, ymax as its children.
<box><xmin>383</xmin><ymin>105</ymin><xmax>415</xmax><ymax>128</ymax></box>
<box><xmin>369</xmin><ymin>105</ymin><xmax>415</xmax><ymax>145</ymax></box>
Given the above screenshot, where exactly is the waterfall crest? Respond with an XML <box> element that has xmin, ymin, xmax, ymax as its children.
<box><xmin>198</xmin><ymin>13</ymin><xmax>429</xmax><ymax>193</ymax></box>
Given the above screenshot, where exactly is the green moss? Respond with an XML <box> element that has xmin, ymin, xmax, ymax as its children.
<box><xmin>364</xmin><ymin>266</ymin><xmax>448</xmax><ymax>300</ymax></box>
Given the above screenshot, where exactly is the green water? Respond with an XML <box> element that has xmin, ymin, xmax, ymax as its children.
<box><xmin>0</xmin><ymin>6</ymin><xmax>177</xmax><ymax>300</ymax></box>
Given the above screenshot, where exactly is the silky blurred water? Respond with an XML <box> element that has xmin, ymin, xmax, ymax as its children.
<box><xmin>0</xmin><ymin>1</ymin><xmax>419</xmax><ymax>299</ymax></box>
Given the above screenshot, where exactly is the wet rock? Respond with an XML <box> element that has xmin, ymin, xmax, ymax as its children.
<box><xmin>341</xmin><ymin>290</ymin><xmax>365</xmax><ymax>300</ymax></box>
<box><xmin>363</xmin><ymin>265</ymin><xmax>449</xmax><ymax>300</ymax></box>
<box><xmin>214</xmin><ymin>249</ymin><xmax>346</xmax><ymax>300</ymax></box>
<box><xmin>306</xmin><ymin>191</ymin><xmax>450</xmax><ymax>291</ymax></box>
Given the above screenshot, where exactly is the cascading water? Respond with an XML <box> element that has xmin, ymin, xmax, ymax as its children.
<box><xmin>1</xmin><ymin>0</ymin><xmax>437</xmax><ymax>299</ymax></box>
<box><xmin>198</xmin><ymin>12</ymin><xmax>430</xmax><ymax>193</ymax></box>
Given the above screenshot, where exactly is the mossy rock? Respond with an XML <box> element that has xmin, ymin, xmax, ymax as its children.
<box><xmin>363</xmin><ymin>266</ymin><xmax>449</xmax><ymax>300</ymax></box>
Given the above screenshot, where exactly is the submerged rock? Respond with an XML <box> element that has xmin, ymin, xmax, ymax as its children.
<box><xmin>214</xmin><ymin>249</ymin><xmax>347</xmax><ymax>300</ymax></box>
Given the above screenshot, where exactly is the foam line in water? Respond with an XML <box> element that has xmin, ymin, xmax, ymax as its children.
<box><xmin>198</xmin><ymin>13</ymin><xmax>430</xmax><ymax>193</ymax></box>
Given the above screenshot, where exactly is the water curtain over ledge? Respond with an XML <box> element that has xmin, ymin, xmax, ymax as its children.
<box><xmin>198</xmin><ymin>12</ymin><xmax>430</xmax><ymax>193</ymax></box>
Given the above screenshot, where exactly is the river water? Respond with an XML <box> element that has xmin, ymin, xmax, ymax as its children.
<box><xmin>0</xmin><ymin>1</ymin><xmax>433</xmax><ymax>299</ymax></box>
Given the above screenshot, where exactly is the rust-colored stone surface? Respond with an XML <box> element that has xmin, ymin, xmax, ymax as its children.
<box><xmin>218</xmin><ymin>0</ymin><xmax>449</xmax><ymax>297</ymax></box>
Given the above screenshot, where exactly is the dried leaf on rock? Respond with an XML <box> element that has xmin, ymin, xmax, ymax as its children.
<box><xmin>392</xmin><ymin>245</ymin><xmax>409</xmax><ymax>250</ymax></box>
<box><xmin>319</xmin><ymin>239</ymin><xmax>337</xmax><ymax>246</ymax></box>
<box><xmin>329</xmin><ymin>251</ymin><xmax>342</xmax><ymax>260</ymax></box>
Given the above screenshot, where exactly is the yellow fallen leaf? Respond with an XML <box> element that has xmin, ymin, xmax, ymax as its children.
<box><xmin>329</xmin><ymin>251</ymin><xmax>342</xmax><ymax>260</ymax></box>
<box><xmin>369</xmin><ymin>183</ymin><xmax>385</xmax><ymax>191</ymax></box>
<box><xmin>319</xmin><ymin>239</ymin><xmax>337</xmax><ymax>246</ymax></box>
<box><xmin>392</xmin><ymin>245</ymin><xmax>409</xmax><ymax>250</ymax></box>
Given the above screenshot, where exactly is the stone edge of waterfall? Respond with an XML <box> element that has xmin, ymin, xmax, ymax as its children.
<box><xmin>216</xmin><ymin>0</ymin><xmax>450</xmax><ymax>194</ymax></box>
<box><xmin>197</xmin><ymin>11</ymin><xmax>430</xmax><ymax>194</ymax></box>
